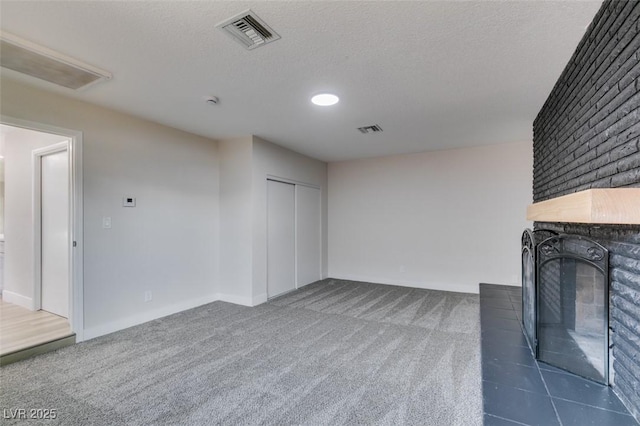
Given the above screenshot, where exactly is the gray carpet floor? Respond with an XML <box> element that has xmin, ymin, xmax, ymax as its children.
<box><xmin>0</xmin><ymin>279</ymin><xmax>482</xmax><ymax>425</ymax></box>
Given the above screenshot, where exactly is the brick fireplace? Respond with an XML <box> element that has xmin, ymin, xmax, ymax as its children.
<box><xmin>531</xmin><ymin>0</ymin><xmax>640</xmax><ymax>419</ymax></box>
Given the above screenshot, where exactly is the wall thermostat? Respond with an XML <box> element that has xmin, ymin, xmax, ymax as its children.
<box><xmin>123</xmin><ymin>196</ymin><xmax>136</xmax><ymax>207</ymax></box>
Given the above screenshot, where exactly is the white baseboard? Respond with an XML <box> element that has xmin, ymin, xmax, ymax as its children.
<box><xmin>252</xmin><ymin>293</ymin><xmax>268</xmax><ymax>306</ymax></box>
<box><xmin>215</xmin><ymin>292</ymin><xmax>255</xmax><ymax>307</ymax></box>
<box><xmin>2</xmin><ymin>290</ymin><xmax>34</xmax><ymax>309</ymax></box>
<box><xmin>328</xmin><ymin>274</ymin><xmax>479</xmax><ymax>294</ymax></box>
<box><xmin>86</xmin><ymin>276</ymin><xmax>474</xmax><ymax>342</ymax></box>
<box><xmin>83</xmin><ymin>294</ymin><xmax>219</xmax><ymax>340</ymax></box>
<box><xmin>79</xmin><ymin>276</ymin><xmax>481</xmax><ymax>341</ymax></box>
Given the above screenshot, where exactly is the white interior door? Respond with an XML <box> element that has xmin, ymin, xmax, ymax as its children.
<box><xmin>296</xmin><ymin>185</ymin><xmax>321</xmax><ymax>287</ymax></box>
<box><xmin>40</xmin><ymin>149</ymin><xmax>69</xmax><ymax>318</ymax></box>
<box><xmin>267</xmin><ymin>180</ymin><xmax>296</xmax><ymax>298</ymax></box>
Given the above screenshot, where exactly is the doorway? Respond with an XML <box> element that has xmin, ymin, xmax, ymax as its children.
<box><xmin>267</xmin><ymin>178</ymin><xmax>321</xmax><ymax>299</ymax></box>
<box><xmin>0</xmin><ymin>117</ymin><xmax>83</xmax><ymax>344</ymax></box>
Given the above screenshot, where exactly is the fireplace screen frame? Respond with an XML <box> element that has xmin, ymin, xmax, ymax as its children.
<box><xmin>536</xmin><ymin>234</ymin><xmax>610</xmax><ymax>384</ymax></box>
<box><xmin>521</xmin><ymin>229</ymin><xmax>558</xmax><ymax>353</ymax></box>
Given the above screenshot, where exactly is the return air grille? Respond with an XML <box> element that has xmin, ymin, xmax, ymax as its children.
<box><xmin>0</xmin><ymin>31</ymin><xmax>112</xmax><ymax>90</ymax></box>
<box><xmin>216</xmin><ymin>10</ymin><xmax>280</xmax><ymax>50</ymax></box>
<box><xmin>358</xmin><ymin>124</ymin><xmax>383</xmax><ymax>134</ymax></box>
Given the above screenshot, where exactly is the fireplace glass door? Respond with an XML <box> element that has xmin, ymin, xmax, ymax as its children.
<box><xmin>537</xmin><ymin>235</ymin><xmax>609</xmax><ymax>384</ymax></box>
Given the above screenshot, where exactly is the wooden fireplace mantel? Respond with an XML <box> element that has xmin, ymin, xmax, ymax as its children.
<box><xmin>526</xmin><ymin>188</ymin><xmax>640</xmax><ymax>224</ymax></box>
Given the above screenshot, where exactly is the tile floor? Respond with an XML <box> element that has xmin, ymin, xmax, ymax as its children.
<box><xmin>480</xmin><ymin>283</ymin><xmax>638</xmax><ymax>426</ymax></box>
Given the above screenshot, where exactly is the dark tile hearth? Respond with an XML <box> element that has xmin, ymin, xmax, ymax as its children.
<box><xmin>480</xmin><ymin>283</ymin><xmax>638</xmax><ymax>426</ymax></box>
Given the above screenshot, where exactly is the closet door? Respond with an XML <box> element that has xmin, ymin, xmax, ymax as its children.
<box><xmin>296</xmin><ymin>185</ymin><xmax>321</xmax><ymax>287</ymax></box>
<box><xmin>40</xmin><ymin>149</ymin><xmax>70</xmax><ymax>318</ymax></box>
<box><xmin>267</xmin><ymin>180</ymin><xmax>296</xmax><ymax>298</ymax></box>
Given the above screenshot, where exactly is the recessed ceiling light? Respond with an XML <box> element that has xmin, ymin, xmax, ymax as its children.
<box><xmin>311</xmin><ymin>93</ymin><xmax>339</xmax><ymax>106</ymax></box>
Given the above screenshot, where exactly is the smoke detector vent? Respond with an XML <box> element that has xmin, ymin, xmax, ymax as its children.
<box><xmin>216</xmin><ymin>10</ymin><xmax>280</xmax><ymax>50</ymax></box>
<box><xmin>358</xmin><ymin>124</ymin><xmax>383</xmax><ymax>134</ymax></box>
<box><xmin>0</xmin><ymin>31</ymin><xmax>112</xmax><ymax>90</ymax></box>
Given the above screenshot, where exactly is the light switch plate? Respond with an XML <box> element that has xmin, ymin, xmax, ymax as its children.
<box><xmin>123</xmin><ymin>196</ymin><xmax>136</xmax><ymax>207</ymax></box>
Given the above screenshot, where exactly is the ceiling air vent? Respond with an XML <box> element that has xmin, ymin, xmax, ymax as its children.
<box><xmin>216</xmin><ymin>10</ymin><xmax>280</xmax><ymax>50</ymax></box>
<box><xmin>0</xmin><ymin>31</ymin><xmax>112</xmax><ymax>90</ymax></box>
<box><xmin>358</xmin><ymin>125</ymin><xmax>383</xmax><ymax>134</ymax></box>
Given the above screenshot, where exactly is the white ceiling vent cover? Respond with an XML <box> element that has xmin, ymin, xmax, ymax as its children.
<box><xmin>216</xmin><ymin>10</ymin><xmax>280</xmax><ymax>50</ymax></box>
<box><xmin>0</xmin><ymin>31</ymin><xmax>112</xmax><ymax>90</ymax></box>
<box><xmin>358</xmin><ymin>125</ymin><xmax>383</xmax><ymax>134</ymax></box>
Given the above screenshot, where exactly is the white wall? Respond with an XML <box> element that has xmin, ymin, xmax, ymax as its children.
<box><xmin>217</xmin><ymin>136</ymin><xmax>328</xmax><ymax>306</ymax></box>
<box><xmin>328</xmin><ymin>142</ymin><xmax>532</xmax><ymax>294</ymax></box>
<box><xmin>0</xmin><ymin>182</ymin><xmax>4</xmax><ymax>236</ymax></box>
<box><xmin>0</xmin><ymin>134</ymin><xmax>4</xmax><ymax>236</ymax></box>
<box><xmin>2</xmin><ymin>126</ymin><xmax>68</xmax><ymax>307</ymax></box>
<box><xmin>251</xmin><ymin>136</ymin><xmax>328</xmax><ymax>304</ymax></box>
<box><xmin>1</xmin><ymin>78</ymin><xmax>220</xmax><ymax>338</ymax></box>
<box><xmin>218</xmin><ymin>137</ymin><xmax>254</xmax><ymax>305</ymax></box>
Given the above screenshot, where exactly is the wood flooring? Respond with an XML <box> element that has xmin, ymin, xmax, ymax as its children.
<box><xmin>0</xmin><ymin>299</ymin><xmax>74</xmax><ymax>360</ymax></box>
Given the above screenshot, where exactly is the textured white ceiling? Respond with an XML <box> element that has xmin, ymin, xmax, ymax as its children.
<box><xmin>0</xmin><ymin>1</ymin><xmax>602</xmax><ymax>162</ymax></box>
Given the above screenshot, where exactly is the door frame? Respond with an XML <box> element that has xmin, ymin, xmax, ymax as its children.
<box><xmin>33</xmin><ymin>141</ymin><xmax>71</xmax><ymax>317</ymax></box>
<box><xmin>1</xmin><ymin>115</ymin><xmax>84</xmax><ymax>342</ymax></box>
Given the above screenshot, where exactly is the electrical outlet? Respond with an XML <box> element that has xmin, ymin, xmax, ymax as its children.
<box><xmin>102</xmin><ymin>216</ymin><xmax>112</xmax><ymax>229</ymax></box>
<box><xmin>144</xmin><ymin>291</ymin><xmax>152</xmax><ymax>302</ymax></box>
